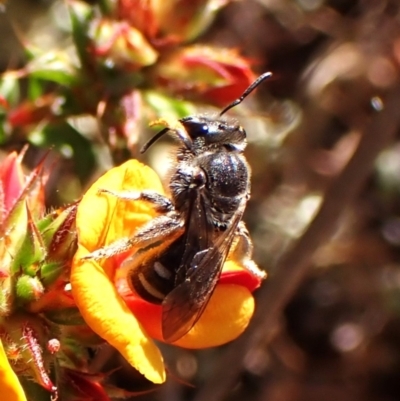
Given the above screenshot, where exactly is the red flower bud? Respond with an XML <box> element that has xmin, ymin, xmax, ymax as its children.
<box><xmin>8</xmin><ymin>94</ymin><xmax>59</xmax><ymax>127</ymax></box>
<box><xmin>153</xmin><ymin>45</ymin><xmax>256</xmax><ymax>106</ymax></box>
<box><xmin>90</xmin><ymin>20</ymin><xmax>158</xmax><ymax>71</ymax></box>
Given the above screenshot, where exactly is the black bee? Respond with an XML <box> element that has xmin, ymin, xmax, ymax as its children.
<box><xmin>84</xmin><ymin>72</ymin><xmax>271</xmax><ymax>342</ymax></box>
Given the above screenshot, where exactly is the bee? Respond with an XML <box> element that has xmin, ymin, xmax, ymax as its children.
<box><xmin>84</xmin><ymin>72</ymin><xmax>271</xmax><ymax>342</ymax></box>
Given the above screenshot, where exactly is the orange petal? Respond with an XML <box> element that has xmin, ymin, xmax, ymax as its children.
<box><xmin>76</xmin><ymin>159</ymin><xmax>163</xmax><ymax>277</ymax></box>
<box><xmin>124</xmin><ymin>258</ymin><xmax>258</xmax><ymax>349</ymax></box>
<box><xmin>123</xmin><ymin>251</ymin><xmax>260</xmax><ymax>348</ymax></box>
<box><xmin>175</xmin><ymin>284</ymin><xmax>255</xmax><ymax>348</ymax></box>
<box><xmin>0</xmin><ymin>340</ymin><xmax>27</xmax><ymax>401</ymax></box>
<box><xmin>176</xmin><ymin>260</ymin><xmax>259</xmax><ymax>348</ymax></box>
<box><xmin>72</xmin><ymin>160</ymin><xmax>167</xmax><ymax>383</ymax></box>
<box><xmin>126</xmin><ymin>283</ymin><xmax>254</xmax><ymax>349</ymax></box>
<box><xmin>71</xmin><ymin>246</ymin><xmax>166</xmax><ymax>383</ymax></box>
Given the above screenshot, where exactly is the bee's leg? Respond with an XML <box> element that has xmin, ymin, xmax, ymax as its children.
<box><xmin>97</xmin><ymin>188</ymin><xmax>174</xmax><ymax>213</ymax></box>
<box><xmin>231</xmin><ymin>222</ymin><xmax>267</xmax><ymax>280</ymax></box>
<box><xmin>82</xmin><ymin>214</ymin><xmax>184</xmax><ymax>260</ymax></box>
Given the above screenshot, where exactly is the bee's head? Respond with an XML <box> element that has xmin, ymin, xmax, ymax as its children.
<box><xmin>179</xmin><ymin>116</ymin><xmax>247</xmax><ymax>152</ymax></box>
<box><xmin>141</xmin><ymin>72</ymin><xmax>272</xmax><ymax>154</ymax></box>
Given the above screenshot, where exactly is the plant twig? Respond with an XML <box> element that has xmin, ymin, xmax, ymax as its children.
<box><xmin>193</xmin><ymin>88</ymin><xmax>400</xmax><ymax>401</ymax></box>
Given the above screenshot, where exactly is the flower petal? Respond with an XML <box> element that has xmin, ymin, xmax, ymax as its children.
<box><xmin>125</xmin><ymin>283</ymin><xmax>255</xmax><ymax>349</ymax></box>
<box><xmin>154</xmin><ymin>45</ymin><xmax>256</xmax><ymax>106</ymax></box>
<box><xmin>0</xmin><ymin>340</ymin><xmax>27</xmax><ymax>401</ymax></box>
<box><xmin>219</xmin><ymin>260</ymin><xmax>263</xmax><ymax>292</ymax></box>
<box><xmin>71</xmin><ymin>246</ymin><xmax>166</xmax><ymax>383</ymax></box>
<box><xmin>120</xmin><ymin>229</ymin><xmax>261</xmax><ymax>348</ymax></box>
<box><xmin>0</xmin><ymin>152</ymin><xmax>25</xmax><ymax>214</ymax></box>
<box><xmin>91</xmin><ymin>21</ymin><xmax>158</xmax><ymax>70</ymax></box>
<box><xmin>76</xmin><ymin>159</ymin><xmax>163</xmax><ymax>277</ymax></box>
<box><xmin>175</xmin><ymin>284</ymin><xmax>255</xmax><ymax>348</ymax></box>
<box><xmin>72</xmin><ymin>160</ymin><xmax>167</xmax><ymax>383</ymax></box>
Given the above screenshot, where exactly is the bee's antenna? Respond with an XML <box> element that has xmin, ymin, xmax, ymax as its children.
<box><xmin>140</xmin><ymin>128</ymin><xmax>170</xmax><ymax>153</ymax></box>
<box><xmin>219</xmin><ymin>71</ymin><xmax>272</xmax><ymax>116</ymax></box>
<box><xmin>141</xmin><ymin>124</ymin><xmax>193</xmax><ymax>153</ymax></box>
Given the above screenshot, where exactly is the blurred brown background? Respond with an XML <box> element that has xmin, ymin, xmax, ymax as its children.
<box><xmin>4</xmin><ymin>1</ymin><xmax>400</xmax><ymax>400</ymax></box>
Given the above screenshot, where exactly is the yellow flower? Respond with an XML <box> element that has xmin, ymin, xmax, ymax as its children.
<box><xmin>71</xmin><ymin>160</ymin><xmax>262</xmax><ymax>384</ymax></box>
<box><xmin>0</xmin><ymin>341</ymin><xmax>27</xmax><ymax>401</ymax></box>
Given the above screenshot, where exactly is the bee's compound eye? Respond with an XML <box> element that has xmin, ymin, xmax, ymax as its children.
<box><xmin>196</xmin><ymin>124</ymin><xmax>209</xmax><ymax>136</ymax></box>
<box><xmin>192</xmin><ymin>124</ymin><xmax>209</xmax><ymax>138</ymax></box>
<box><xmin>182</xmin><ymin>119</ymin><xmax>210</xmax><ymax>139</ymax></box>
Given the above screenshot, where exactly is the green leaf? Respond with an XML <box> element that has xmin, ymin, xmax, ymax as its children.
<box><xmin>0</xmin><ymin>114</ymin><xmax>7</xmax><ymax>144</ymax></box>
<box><xmin>28</xmin><ymin>77</ymin><xmax>43</xmax><ymax>101</ymax></box>
<box><xmin>26</xmin><ymin>51</ymin><xmax>77</xmax><ymax>86</ymax></box>
<box><xmin>41</xmin><ymin>204</ymin><xmax>77</xmax><ymax>261</ymax></box>
<box><xmin>143</xmin><ymin>90</ymin><xmax>196</xmax><ymax>121</ymax></box>
<box><xmin>1</xmin><ymin>196</ymin><xmax>29</xmax><ymax>275</ymax></box>
<box><xmin>39</xmin><ymin>262</ymin><xmax>65</xmax><ymax>288</ymax></box>
<box><xmin>29</xmin><ymin>121</ymin><xmax>96</xmax><ymax>184</ymax></box>
<box><xmin>0</xmin><ymin>74</ymin><xmax>20</xmax><ymax>107</ymax></box>
<box><xmin>69</xmin><ymin>0</ymin><xmax>95</xmax><ymax>69</ymax></box>
<box><xmin>10</xmin><ymin>207</ymin><xmax>46</xmax><ymax>276</ymax></box>
<box><xmin>1</xmin><ymin>161</ymin><xmax>47</xmax><ymax>275</ymax></box>
<box><xmin>97</xmin><ymin>0</ymin><xmax>116</xmax><ymax>16</ymax></box>
<box><xmin>36</xmin><ymin>209</ymin><xmax>60</xmax><ymax>233</ymax></box>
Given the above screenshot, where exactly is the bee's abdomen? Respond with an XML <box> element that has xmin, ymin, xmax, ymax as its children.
<box><xmin>129</xmin><ymin>260</ymin><xmax>175</xmax><ymax>304</ymax></box>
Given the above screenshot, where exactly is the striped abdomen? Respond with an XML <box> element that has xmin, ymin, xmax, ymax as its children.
<box><xmin>128</xmin><ymin>237</ymin><xmax>186</xmax><ymax>304</ymax></box>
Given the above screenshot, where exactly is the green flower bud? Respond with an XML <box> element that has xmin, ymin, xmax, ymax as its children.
<box><xmin>16</xmin><ymin>275</ymin><xmax>44</xmax><ymax>303</ymax></box>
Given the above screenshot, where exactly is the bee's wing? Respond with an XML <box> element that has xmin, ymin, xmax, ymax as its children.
<box><xmin>176</xmin><ymin>191</ymin><xmax>210</xmax><ymax>280</ymax></box>
<box><xmin>161</xmin><ymin>208</ymin><xmax>244</xmax><ymax>342</ymax></box>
